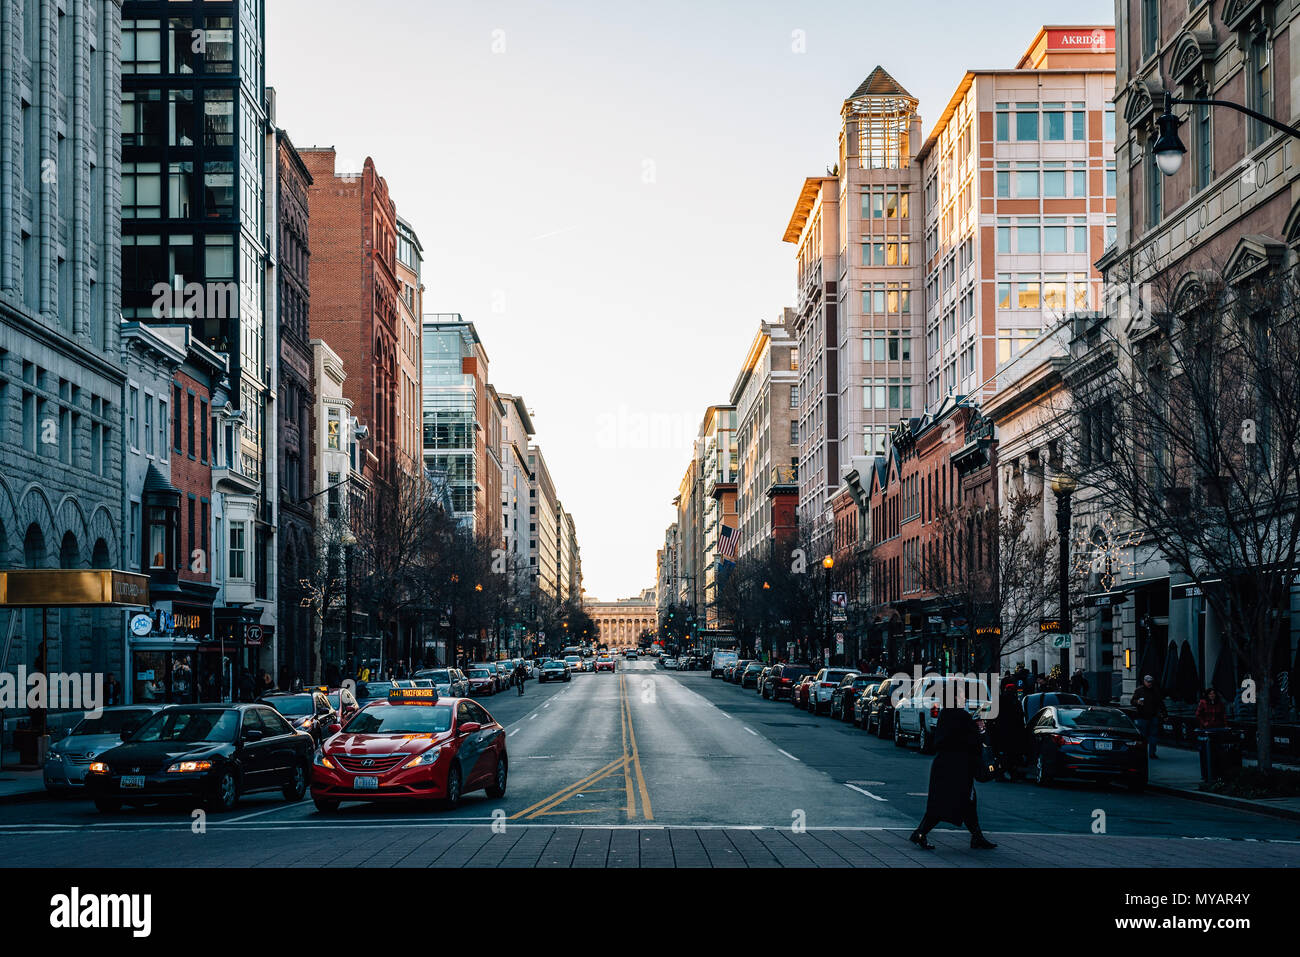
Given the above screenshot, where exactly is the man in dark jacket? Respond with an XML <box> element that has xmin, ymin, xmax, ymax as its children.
<box><xmin>992</xmin><ymin>683</ymin><xmax>1026</xmax><ymax>781</ymax></box>
<box><xmin>1131</xmin><ymin>675</ymin><xmax>1166</xmax><ymax>758</ymax></box>
<box><xmin>909</xmin><ymin>708</ymin><xmax>997</xmax><ymax>850</ymax></box>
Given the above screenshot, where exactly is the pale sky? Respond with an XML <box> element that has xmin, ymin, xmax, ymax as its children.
<box><xmin>268</xmin><ymin>0</ymin><xmax>1113</xmax><ymax>602</ymax></box>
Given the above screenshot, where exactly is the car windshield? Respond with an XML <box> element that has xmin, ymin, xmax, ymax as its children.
<box><xmin>543</xmin><ymin>662</ymin><xmax>565</xmax><ymax>670</ymax></box>
<box><xmin>358</xmin><ymin>682</ymin><xmax>393</xmax><ymax>699</ymax></box>
<box><xmin>826</xmin><ymin>671</ymin><xmax>853</xmax><ymax>682</ymax></box>
<box><xmin>783</xmin><ymin>667</ymin><xmax>810</xmax><ymax>679</ymax></box>
<box><xmin>1057</xmin><ymin>708</ymin><xmax>1137</xmax><ymax>730</ymax></box>
<box><xmin>418</xmin><ymin>671</ymin><xmax>451</xmax><ymax>684</ymax></box>
<box><xmin>132</xmin><ymin>709</ymin><xmax>240</xmax><ymax>743</ymax></box>
<box><xmin>72</xmin><ymin>710</ymin><xmax>154</xmax><ymax>736</ymax></box>
<box><xmin>265</xmin><ymin>696</ymin><xmax>315</xmax><ymax>716</ymax></box>
<box><xmin>564</xmin><ymin>657</ymin><xmax>580</xmax><ymax>664</ymax></box>
<box><xmin>468</xmin><ymin>669</ymin><xmax>492</xmax><ymax>678</ymax></box>
<box><xmin>344</xmin><ymin>704</ymin><xmax>454</xmax><ymax>735</ymax></box>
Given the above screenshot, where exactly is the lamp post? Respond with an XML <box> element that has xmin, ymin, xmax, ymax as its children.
<box><xmin>822</xmin><ymin>555</ymin><xmax>834</xmax><ymax>666</ymax></box>
<box><xmin>1152</xmin><ymin>91</ymin><xmax>1300</xmax><ymax>177</ymax></box>
<box><xmin>1050</xmin><ymin>472</ymin><xmax>1076</xmax><ymax>675</ymax></box>
<box><xmin>341</xmin><ymin>529</ymin><xmax>356</xmax><ymax>679</ymax></box>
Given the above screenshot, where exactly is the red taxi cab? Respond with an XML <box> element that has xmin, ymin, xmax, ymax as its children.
<box><xmin>594</xmin><ymin>654</ymin><xmax>616</xmax><ymax>673</ymax></box>
<box><xmin>310</xmin><ymin>685</ymin><xmax>507</xmax><ymax>812</ymax></box>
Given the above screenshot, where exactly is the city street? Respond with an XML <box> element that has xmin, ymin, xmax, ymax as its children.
<box><xmin>3</xmin><ymin>662</ymin><xmax>1297</xmax><ymax>867</ymax></box>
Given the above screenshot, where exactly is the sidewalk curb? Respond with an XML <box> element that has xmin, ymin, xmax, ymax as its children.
<box><xmin>1146</xmin><ymin>781</ymin><xmax>1300</xmax><ymax>822</ymax></box>
<box><xmin>0</xmin><ymin>787</ymin><xmax>53</xmax><ymax>805</ymax></box>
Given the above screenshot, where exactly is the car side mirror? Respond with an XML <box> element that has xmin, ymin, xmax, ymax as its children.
<box><xmin>241</xmin><ymin>729</ymin><xmax>264</xmax><ymax>743</ymax></box>
<box><xmin>327</xmin><ymin>723</ymin><xmax>342</xmax><ymax>735</ymax></box>
<box><xmin>458</xmin><ymin>721</ymin><xmax>481</xmax><ymax>736</ymax></box>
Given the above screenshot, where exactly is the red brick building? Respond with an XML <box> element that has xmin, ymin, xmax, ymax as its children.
<box><xmin>301</xmin><ymin>149</ymin><xmax>402</xmax><ymax>485</ymax></box>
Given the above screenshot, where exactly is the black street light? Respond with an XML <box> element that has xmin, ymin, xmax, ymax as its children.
<box><xmin>1153</xmin><ymin>91</ymin><xmax>1300</xmax><ymax>177</ymax></box>
<box><xmin>822</xmin><ymin>555</ymin><xmax>834</xmax><ymax>666</ymax></box>
<box><xmin>342</xmin><ymin>530</ymin><xmax>356</xmax><ymax>679</ymax></box>
<box><xmin>1050</xmin><ymin>472</ymin><xmax>1077</xmax><ymax>673</ymax></box>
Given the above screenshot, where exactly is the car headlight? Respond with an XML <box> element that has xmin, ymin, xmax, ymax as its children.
<box><xmin>403</xmin><ymin>746</ymin><xmax>443</xmax><ymax>769</ymax></box>
<box><xmin>88</xmin><ymin>762</ymin><xmax>109</xmax><ymax>774</ymax></box>
<box><xmin>166</xmin><ymin>760</ymin><xmax>213</xmax><ymax>773</ymax></box>
<box><xmin>313</xmin><ymin>751</ymin><xmax>335</xmax><ymax>769</ymax></box>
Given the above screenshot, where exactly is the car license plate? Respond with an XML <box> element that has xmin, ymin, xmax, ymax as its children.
<box><xmin>121</xmin><ymin>775</ymin><xmax>145</xmax><ymax>789</ymax></box>
<box><xmin>1094</xmin><ymin>740</ymin><xmax>1112</xmax><ymax>751</ymax></box>
<box><xmin>354</xmin><ymin>776</ymin><xmax>379</xmax><ymax>790</ymax></box>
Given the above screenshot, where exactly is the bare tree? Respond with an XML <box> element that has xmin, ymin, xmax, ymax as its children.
<box><xmin>1066</xmin><ymin>260</ymin><xmax>1300</xmax><ymax>773</ymax></box>
<box><xmin>297</xmin><ymin>497</ymin><xmax>358</xmax><ymax>683</ymax></box>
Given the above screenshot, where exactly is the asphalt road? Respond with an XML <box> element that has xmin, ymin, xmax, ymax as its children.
<box><xmin>1</xmin><ymin>660</ymin><xmax>1297</xmax><ymax>867</ymax></box>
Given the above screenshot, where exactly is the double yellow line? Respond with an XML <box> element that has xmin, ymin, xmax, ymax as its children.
<box><xmin>509</xmin><ymin>672</ymin><xmax>652</xmax><ymax>821</ymax></box>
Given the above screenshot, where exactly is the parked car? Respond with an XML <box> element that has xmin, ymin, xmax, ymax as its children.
<box><xmin>894</xmin><ymin>673</ymin><xmax>994</xmax><ymax>753</ymax></box>
<box><xmin>740</xmin><ymin>662</ymin><xmax>765</xmax><ymax>689</ymax></box>
<box><xmin>730</xmin><ymin>660</ymin><xmax>756</xmax><ymax>684</ymax></box>
<box><xmin>465</xmin><ymin>667</ymin><xmax>498</xmax><ymax>696</ymax></box>
<box><xmin>626</xmin><ymin>650</ymin><xmax>639</xmax><ymax>660</ymax></box>
<box><xmin>831</xmin><ymin>673</ymin><xmax>882</xmax><ymax>722</ymax></box>
<box><xmin>1020</xmin><ymin>692</ymin><xmax>1087</xmax><ymax>727</ymax></box>
<box><xmin>763</xmin><ymin>663</ymin><xmax>812</xmax><ymax>701</ymax></box>
<box><xmin>756</xmin><ymin>666</ymin><xmax>775</xmax><ymax>696</ymax></box>
<box><xmin>662</xmin><ymin>657</ymin><xmax>679</xmax><ymax>670</ymax></box>
<box><xmin>792</xmin><ymin>673</ymin><xmax>818</xmax><ymax>709</ymax></box>
<box><xmin>85</xmin><ymin>704</ymin><xmax>314</xmax><ymax>813</ymax></box>
<box><xmin>413</xmin><ymin>668</ymin><xmax>470</xmax><ymax>698</ymax></box>
<box><xmin>864</xmin><ymin>676</ymin><xmax>909</xmax><ymax>737</ymax></box>
<box><xmin>44</xmin><ymin>706</ymin><xmax>162</xmax><ymax>793</ymax></box>
<box><xmin>1027</xmin><ymin>705</ymin><xmax>1148</xmax><ymax>791</ymax></box>
<box><xmin>809</xmin><ymin>668</ymin><xmax>858</xmax><ymax>715</ymax></box>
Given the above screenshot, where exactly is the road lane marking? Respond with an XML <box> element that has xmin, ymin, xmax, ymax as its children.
<box><xmin>622</xmin><ymin>673</ymin><xmax>653</xmax><ymax>820</ymax></box>
<box><xmin>529</xmin><ymin>714</ymin><xmax>537</xmax><ymax>720</ymax></box>
<box><xmin>508</xmin><ymin>756</ymin><xmax>629</xmax><ymax>820</ymax></box>
<box><xmin>844</xmin><ymin>784</ymin><xmax>888</xmax><ymax>802</ymax></box>
<box><xmin>777</xmin><ymin>749</ymin><xmax>800</xmax><ymax>761</ymax></box>
<box><xmin>744</xmin><ymin>727</ymin><xmax>758</xmax><ymax>736</ymax></box>
<box><xmin>223</xmin><ymin>803</ymin><xmax>305</xmax><ymax>823</ymax></box>
<box><xmin>620</xmin><ymin>673</ymin><xmax>635</xmax><ymax>817</ymax></box>
<box><xmin>508</xmin><ymin>729</ymin><xmax>519</xmax><ymax>737</ymax></box>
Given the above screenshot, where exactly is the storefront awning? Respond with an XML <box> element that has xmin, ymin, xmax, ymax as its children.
<box><xmin>0</xmin><ymin>570</ymin><xmax>150</xmax><ymax>608</ymax></box>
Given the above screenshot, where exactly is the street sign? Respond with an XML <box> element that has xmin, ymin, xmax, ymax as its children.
<box><xmin>1052</xmin><ymin>634</ymin><xmax>1071</xmax><ymax>648</ymax></box>
<box><xmin>245</xmin><ymin>624</ymin><xmax>263</xmax><ymax>646</ymax></box>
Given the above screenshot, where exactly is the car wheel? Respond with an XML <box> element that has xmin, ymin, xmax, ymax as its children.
<box><xmin>93</xmin><ymin>797</ymin><xmax>122</xmax><ymax>813</ymax></box>
<box><xmin>919</xmin><ymin>725</ymin><xmax>934</xmax><ymax>755</ymax></box>
<box><xmin>486</xmin><ymin>755</ymin><xmax>508</xmax><ymax>799</ymax></box>
<box><xmin>282</xmin><ymin>761</ymin><xmax>308</xmax><ymax>802</ymax></box>
<box><xmin>207</xmin><ymin>769</ymin><xmax>239</xmax><ymax>813</ymax></box>
<box><xmin>893</xmin><ymin>720</ymin><xmax>906</xmax><ymax>748</ymax></box>
<box><xmin>312</xmin><ymin>795</ymin><xmax>339</xmax><ymax>813</ymax></box>
<box><xmin>1034</xmin><ymin>754</ymin><xmax>1052</xmax><ymax>787</ymax></box>
<box><xmin>443</xmin><ymin>763</ymin><xmax>463</xmax><ymax>810</ymax></box>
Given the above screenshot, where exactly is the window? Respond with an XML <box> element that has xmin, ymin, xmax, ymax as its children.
<box><xmin>1016</xmin><ymin>106</ymin><xmax>1038</xmax><ymax>141</ymax></box>
<box><xmin>1043</xmin><ymin>105</ymin><xmax>1065</xmax><ymax>141</ymax></box>
<box><xmin>1016</xmin><ymin>276</ymin><xmax>1040</xmax><ymax>309</ymax></box>
<box><xmin>202</xmin><ymin>89</ymin><xmax>233</xmax><ymax>147</ymax></box>
<box><xmin>122</xmin><ymin>163</ymin><xmax>162</xmax><ymax>219</ymax></box>
<box><xmin>790</xmin><ymin>421</ymin><xmax>799</xmax><ymax>445</ymax></box>
<box><xmin>1195</xmin><ymin>101</ymin><xmax>1212</xmax><ymax>191</ymax></box>
<box><xmin>789</xmin><ymin>386</ymin><xmax>799</xmax><ymax>410</ymax></box>
<box><xmin>229</xmin><ymin>523</ymin><xmax>246</xmax><ymax>580</ymax></box>
<box><xmin>1043</xmin><ymin>274</ymin><xmax>1067</xmax><ymax>311</ymax></box>
<box><xmin>327</xmin><ymin>409</ymin><xmax>341</xmax><ymax>450</ymax></box>
<box><xmin>1142</xmin><ymin>0</ymin><xmax>1158</xmax><ymax>60</ymax></box>
<box><xmin>1014</xmin><ymin>169</ymin><xmax>1038</xmax><ymax>197</ymax></box>
<box><xmin>203</xmin><ymin>17</ymin><xmax>235</xmax><ymax>73</ymax></box>
<box><xmin>1103</xmin><ymin>107</ymin><xmax>1115</xmax><ymax>141</ymax></box>
<box><xmin>187</xmin><ymin>392</ymin><xmax>195</xmax><ymax>457</ymax></box>
<box><xmin>144</xmin><ymin>394</ymin><xmax>154</xmax><ymax>455</ymax></box>
<box><xmin>997</xmin><ymin>225</ymin><xmax>1011</xmax><ymax>253</ymax></box>
<box><xmin>1072</xmin><ymin>165</ymin><xmax>1087</xmax><ymax>197</ymax></box>
<box><xmin>1043</xmin><ymin>166</ymin><xmax>1066</xmax><ymax>197</ymax></box>
<box><xmin>1105</xmin><ymin>165</ymin><xmax>1116</xmax><ymax>197</ymax></box>
<box><xmin>158</xmin><ymin>398</ymin><xmax>168</xmax><ymax>461</ymax></box>
<box><xmin>1248</xmin><ymin>35</ymin><xmax>1272</xmax><ymax>149</ymax></box>
<box><xmin>864</xmin><ymin>379</ymin><xmax>886</xmax><ymax>409</ymax></box>
<box><xmin>173</xmin><ymin>384</ymin><xmax>182</xmax><ymax>451</ymax></box>
<box><xmin>1017</xmin><ymin>225</ymin><xmax>1039</xmax><ymax>253</ymax></box>
<box><xmin>128</xmin><ymin>387</ymin><xmax>140</xmax><ymax>449</ymax></box>
<box><xmin>130</xmin><ymin>502</ymin><xmax>141</xmax><ymax>568</ymax></box>
<box><xmin>1071</xmin><ymin>106</ymin><xmax>1087</xmax><ymax>140</ymax></box>
<box><xmin>997</xmin><ymin>276</ymin><xmax>1011</xmax><ymax>310</ymax></box>
<box><xmin>996</xmin><ymin>169</ymin><xmax>1010</xmax><ymax>198</ymax></box>
<box><xmin>1044</xmin><ymin>223</ymin><xmax>1067</xmax><ymax>253</ymax></box>
<box><xmin>122</xmin><ymin>20</ymin><xmax>162</xmax><ymax>74</ymax></box>
<box><xmin>200</xmin><ymin>399</ymin><xmax>208</xmax><ymax>463</ymax></box>
<box><xmin>995</xmin><ymin>104</ymin><xmax>1010</xmax><ymax>141</ymax></box>
<box><xmin>203</xmin><ymin>161</ymin><xmax>235</xmax><ymax>219</ymax></box>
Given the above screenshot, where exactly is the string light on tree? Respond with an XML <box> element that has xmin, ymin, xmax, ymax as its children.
<box><xmin>1073</xmin><ymin>516</ymin><xmax>1143</xmax><ymax>591</ymax></box>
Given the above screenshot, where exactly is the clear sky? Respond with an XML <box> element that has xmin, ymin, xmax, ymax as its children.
<box><xmin>268</xmin><ymin>0</ymin><xmax>1114</xmax><ymax>602</ymax></box>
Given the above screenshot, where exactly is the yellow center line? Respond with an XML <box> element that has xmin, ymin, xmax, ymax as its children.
<box><xmin>525</xmin><ymin>759</ymin><xmax>629</xmax><ymax>819</ymax></box>
<box><xmin>620</xmin><ymin>674</ymin><xmax>635</xmax><ymax>818</ymax></box>
<box><xmin>508</xmin><ymin>756</ymin><xmax>627</xmax><ymax>820</ymax></box>
<box><xmin>623</xmin><ymin>672</ymin><xmax>653</xmax><ymax>821</ymax></box>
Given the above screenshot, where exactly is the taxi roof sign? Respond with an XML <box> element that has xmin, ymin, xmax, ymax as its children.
<box><xmin>388</xmin><ymin>685</ymin><xmax>439</xmax><ymax>704</ymax></box>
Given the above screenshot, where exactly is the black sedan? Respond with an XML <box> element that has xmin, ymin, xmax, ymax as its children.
<box><xmin>1020</xmin><ymin>692</ymin><xmax>1086</xmax><ymax>726</ymax></box>
<box><xmin>862</xmin><ymin>676</ymin><xmax>908</xmax><ymax>736</ymax></box>
<box><xmin>85</xmin><ymin>704</ymin><xmax>315</xmax><ymax>813</ymax></box>
<box><xmin>259</xmin><ymin>691</ymin><xmax>338</xmax><ymax>747</ymax></box>
<box><xmin>833</xmin><ymin>674</ymin><xmax>884</xmax><ymax>722</ymax></box>
<box><xmin>1028</xmin><ymin>706</ymin><xmax>1148</xmax><ymax>791</ymax></box>
<box><xmin>739</xmin><ymin>662</ymin><xmax>764</xmax><ymax>689</ymax></box>
<box><xmin>538</xmin><ymin>660</ymin><xmax>572</xmax><ymax>683</ymax></box>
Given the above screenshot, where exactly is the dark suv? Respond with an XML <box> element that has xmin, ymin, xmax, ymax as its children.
<box><xmin>763</xmin><ymin>663</ymin><xmax>812</xmax><ymax>701</ymax></box>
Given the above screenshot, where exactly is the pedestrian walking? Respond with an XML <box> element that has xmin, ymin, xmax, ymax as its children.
<box><xmin>104</xmin><ymin>673</ymin><xmax>121</xmax><ymax>707</ymax></box>
<box><xmin>992</xmin><ymin>682</ymin><xmax>1026</xmax><ymax>782</ymax></box>
<box><xmin>1069</xmin><ymin>668</ymin><xmax>1089</xmax><ymax>697</ymax></box>
<box><xmin>908</xmin><ymin>707</ymin><xmax>997</xmax><ymax>850</ymax></box>
<box><xmin>1131</xmin><ymin>674</ymin><xmax>1167</xmax><ymax>758</ymax></box>
<box><xmin>514</xmin><ymin>661</ymin><xmax>527</xmax><ymax>696</ymax></box>
<box><xmin>1196</xmin><ymin>687</ymin><xmax>1226</xmax><ymax>729</ymax></box>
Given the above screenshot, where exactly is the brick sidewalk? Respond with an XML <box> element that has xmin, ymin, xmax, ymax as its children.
<box><xmin>2</xmin><ymin>825</ymin><xmax>1297</xmax><ymax>867</ymax></box>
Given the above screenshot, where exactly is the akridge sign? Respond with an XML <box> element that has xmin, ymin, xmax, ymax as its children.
<box><xmin>1047</xmin><ymin>28</ymin><xmax>1113</xmax><ymax>52</ymax></box>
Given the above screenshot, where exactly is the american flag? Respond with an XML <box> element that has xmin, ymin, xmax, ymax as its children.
<box><xmin>717</xmin><ymin>525</ymin><xmax>739</xmax><ymax>561</ymax></box>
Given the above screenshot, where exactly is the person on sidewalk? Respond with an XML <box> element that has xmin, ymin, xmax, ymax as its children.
<box><xmin>909</xmin><ymin>707</ymin><xmax>997</xmax><ymax>851</ymax></box>
<box><xmin>1196</xmin><ymin>687</ymin><xmax>1226</xmax><ymax>729</ymax></box>
<box><xmin>992</xmin><ymin>682</ymin><xmax>1026</xmax><ymax>782</ymax></box>
<box><xmin>1131</xmin><ymin>674</ymin><xmax>1167</xmax><ymax>758</ymax></box>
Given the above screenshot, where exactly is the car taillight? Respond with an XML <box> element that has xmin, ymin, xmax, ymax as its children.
<box><xmin>1052</xmin><ymin>734</ymin><xmax>1084</xmax><ymax>746</ymax></box>
<box><xmin>929</xmin><ymin>705</ymin><xmax>940</xmax><ymax>718</ymax></box>
<box><xmin>781</xmin><ymin>678</ymin><xmax>790</xmax><ymax>684</ymax></box>
<box><xmin>821</xmin><ymin>683</ymin><xmax>836</xmax><ymax>689</ymax></box>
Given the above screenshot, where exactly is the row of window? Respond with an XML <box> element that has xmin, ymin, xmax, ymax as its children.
<box><xmin>996</xmin><ymin>272</ymin><xmax>1092</xmax><ymax>312</ymax></box>
<box><xmin>123</xmin><ymin>18</ymin><xmax>235</xmax><ymax>76</ymax></box>
<box><xmin>994</xmin><ymin>102</ymin><xmax>1114</xmax><ymax>142</ymax></box>
<box><xmin>995</xmin><ymin>163</ymin><xmax>1114</xmax><ymax>199</ymax></box>
<box><xmin>996</xmin><ymin>218</ymin><xmax>1091</xmax><ymax>255</ymax></box>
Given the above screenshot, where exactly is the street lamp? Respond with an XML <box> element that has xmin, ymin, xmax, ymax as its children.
<box><xmin>1152</xmin><ymin>91</ymin><xmax>1300</xmax><ymax>177</ymax></box>
<box><xmin>341</xmin><ymin>529</ymin><xmax>357</xmax><ymax>679</ymax></box>
<box><xmin>822</xmin><ymin>555</ymin><xmax>834</xmax><ymax>665</ymax></box>
<box><xmin>1050</xmin><ymin>471</ymin><xmax>1077</xmax><ymax>641</ymax></box>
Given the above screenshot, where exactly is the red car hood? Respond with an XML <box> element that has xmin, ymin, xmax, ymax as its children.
<box><xmin>326</xmin><ymin>731</ymin><xmax>451</xmax><ymax>756</ymax></box>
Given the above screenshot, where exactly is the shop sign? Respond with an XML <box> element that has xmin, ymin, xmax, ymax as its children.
<box><xmin>130</xmin><ymin>614</ymin><xmax>153</xmax><ymax>637</ymax></box>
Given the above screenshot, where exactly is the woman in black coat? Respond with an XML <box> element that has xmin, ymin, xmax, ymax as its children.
<box><xmin>909</xmin><ymin>707</ymin><xmax>997</xmax><ymax>850</ymax></box>
<box><xmin>992</xmin><ymin>683</ymin><xmax>1026</xmax><ymax>781</ymax></box>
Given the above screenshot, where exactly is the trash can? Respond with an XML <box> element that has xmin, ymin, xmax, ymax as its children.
<box><xmin>1198</xmin><ymin>728</ymin><xmax>1242</xmax><ymax>782</ymax></box>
